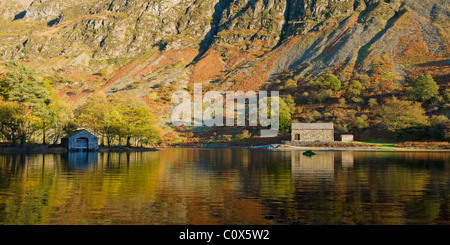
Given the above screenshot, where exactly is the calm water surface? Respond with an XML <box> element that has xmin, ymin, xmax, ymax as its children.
<box><xmin>0</xmin><ymin>148</ymin><xmax>448</xmax><ymax>225</ymax></box>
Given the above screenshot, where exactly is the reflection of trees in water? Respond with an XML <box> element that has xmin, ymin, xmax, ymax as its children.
<box><xmin>264</xmin><ymin>151</ymin><xmax>450</xmax><ymax>225</ymax></box>
<box><xmin>0</xmin><ymin>150</ymin><xmax>448</xmax><ymax>225</ymax></box>
<box><xmin>155</xmin><ymin>148</ymin><xmax>290</xmax><ymax>225</ymax></box>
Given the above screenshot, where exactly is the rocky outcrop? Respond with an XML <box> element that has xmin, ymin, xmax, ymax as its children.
<box><xmin>0</xmin><ymin>0</ymin><xmax>33</xmax><ymax>20</ymax></box>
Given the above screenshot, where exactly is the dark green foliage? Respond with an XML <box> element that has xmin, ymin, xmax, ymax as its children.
<box><xmin>345</xmin><ymin>80</ymin><xmax>363</xmax><ymax>99</ymax></box>
<box><xmin>313</xmin><ymin>73</ymin><xmax>341</xmax><ymax>91</ymax></box>
<box><xmin>0</xmin><ymin>61</ymin><xmax>54</xmax><ymax>145</ymax></box>
<box><xmin>0</xmin><ymin>61</ymin><xmax>52</xmax><ymax>116</ymax></box>
<box><xmin>428</xmin><ymin>115</ymin><xmax>449</xmax><ymax>141</ymax></box>
<box><xmin>0</xmin><ymin>100</ymin><xmax>26</xmax><ymax>145</ymax></box>
<box><xmin>409</xmin><ymin>74</ymin><xmax>439</xmax><ymax>102</ymax></box>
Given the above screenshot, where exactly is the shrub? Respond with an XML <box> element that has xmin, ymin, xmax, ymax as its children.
<box><xmin>394</xmin><ymin>141</ymin><xmax>450</xmax><ymax>149</ymax></box>
<box><xmin>311</xmin><ymin>89</ymin><xmax>333</xmax><ymax>103</ymax></box>
<box><xmin>351</xmin><ymin>97</ymin><xmax>364</xmax><ymax>104</ymax></box>
<box><xmin>428</xmin><ymin>115</ymin><xmax>449</xmax><ymax>140</ymax></box>
<box><xmin>312</xmin><ymin>110</ymin><xmax>322</xmax><ymax>119</ymax></box>
<box><xmin>236</xmin><ymin>129</ymin><xmax>251</xmax><ymax>140</ymax></box>
<box><xmin>154</xmin><ymin>82</ymin><xmax>165</xmax><ymax>89</ymax></box>
<box><xmin>281</xmin><ymin>79</ymin><xmax>297</xmax><ymax>91</ymax></box>
<box><xmin>368</xmin><ymin>98</ymin><xmax>378</xmax><ymax>108</ymax></box>
<box><xmin>336</xmin><ymin>124</ymin><xmax>349</xmax><ymax>134</ymax></box>
<box><xmin>345</xmin><ymin>80</ymin><xmax>363</xmax><ymax>98</ymax></box>
<box><xmin>444</xmin><ymin>89</ymin><xmax>450</xmax><ymax>103</ymax></box>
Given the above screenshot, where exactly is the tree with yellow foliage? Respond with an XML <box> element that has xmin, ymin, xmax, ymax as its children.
<box><xmin>377</xmin><ymin>97</ymin><xmax>430</xmax><ymax>141</ymax></box>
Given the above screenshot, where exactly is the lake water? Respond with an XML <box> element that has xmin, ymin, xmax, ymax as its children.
<box><xmin>0</xmin><ymin>148</ymin><xmax>448</xmax><ymax>225</ymax></box>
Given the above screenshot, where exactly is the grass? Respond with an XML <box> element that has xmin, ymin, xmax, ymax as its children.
<box><xmin>394</xmin><ymin>141</ymin><xmax>450</xmax><ymax>149</ymax></box>
<box><xmin>354</xmin><ymin>141</ymin><xmax>397</xmax><ymax>148</ymax></box>
<box><xmin>354</xmin><ymin>141</ymin><xmax>450</xmax><ymax>149</ymax></box>
<box><xmin>308</xmin><ymin>140</ymin><xmax>449</xmax><ymax>150</ymax></box>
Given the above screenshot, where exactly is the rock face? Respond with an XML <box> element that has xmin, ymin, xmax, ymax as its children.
<box><xmin>0</xmin><ymin>0</ymin><xmax>448</xmax><ymax>98</ymax></box>
<box><xmin>0</xmin><ymin>0</ymin><xmax>34</xmax><ymax>20</ymax></box>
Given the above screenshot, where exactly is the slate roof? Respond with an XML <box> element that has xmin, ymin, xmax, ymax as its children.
<box><xmin>61</xmin><ymin>129</ymin><xmax>98</xmax><ymax>139</ymax></box>
<box><xmin>292</xmin><ymin>123</ymin><xmax>334</xmax><ymax>130</ymax></box>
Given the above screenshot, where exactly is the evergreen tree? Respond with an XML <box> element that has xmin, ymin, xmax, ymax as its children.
<box><xmin>0</xmin><ymin>61</ymin><xmax>53</xmax><ymax>145</ymax></box>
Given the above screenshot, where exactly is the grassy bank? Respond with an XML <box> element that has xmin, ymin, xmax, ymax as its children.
<box><xmin>278</xmin><ymin>140</ymin><xmax>449</xmax><ymax>151</ymax></box>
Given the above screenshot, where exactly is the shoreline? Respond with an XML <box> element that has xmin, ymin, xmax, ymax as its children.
<box><xmin>0</xmin><ymin>144</ymin><xmax>448</xmax><ymax>154</ymax></box>
<box><xmin>0</xmin><ymin>145</ymin><xmax>159</xmax><ymax>154</ymax></box>
<box><xmin>156</xmin><ymin>144</ymin><xmax>450</xmax><ymax>152</ymax></box>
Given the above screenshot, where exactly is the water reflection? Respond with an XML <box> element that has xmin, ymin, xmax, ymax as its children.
<box><xmin>65</xmin><ymin>152</ymin><xmax>98</xmax><ymax>170</ymax></box>
<box><xmin>0</xmin><ymin>149</ymin><xmax>448</xmax><ymax>225</ymax></box>
<box><xmin>291</xmin><ymin>151</ymin><xmax>335</xmax><ymax>180</ymax></box>
<box><xmin>341</xmin><ymin>151</ymin><xmax>354</xmax><ymax>168</ymax></box>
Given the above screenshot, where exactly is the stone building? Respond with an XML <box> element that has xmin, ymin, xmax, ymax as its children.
<box><xmin>341</xmin><ymin>134</ymin><xmax>354</xmax><ymax>142</ymax></box>
<box><xmin>291</xmin><ymin>123</ymin><xmax>334</xmax><ymax>143</ymax></box>
<box><xmin>61</xmin><ymin>129</ymin><xmax>99</xmax><ymax>152</ymax></box>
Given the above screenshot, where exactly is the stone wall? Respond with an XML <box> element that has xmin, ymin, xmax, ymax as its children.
<box><xmin>291</xmin><ymin>129</ymin><xmax>334</xmax><ymax>142</ymax></box>
<box><xmin>341</xmin><ymin>135</ymin><xmax>354</xmax><ymax>142</ymax></box>
<box><xmin>63</xmin><ymin>131</ymin><xmax>99</xmax><ymax>151</ymax></box>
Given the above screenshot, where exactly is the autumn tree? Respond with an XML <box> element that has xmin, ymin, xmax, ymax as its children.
<box><xmin>377</xmin><ymin>97</ymin><xmax>430</xmax><ymax>141</ymax></box>
<box><xmin>47</xmin><ymin>96</ymin><xmax>75</xmax><ymax>144</ymax></box>
<box><xmin>76</xmin><ymin>93</ymin><xmax>162</xmax><ymax>147</ymax></box>
<box><xmin>121</xmin><ymin>99</ymin><xmax>162</xmax><ymax>146</ymax></box>
<box><xmin>75</xmin><ymin>92</ymin><xmax>114</xmax><ymax>145</ymax></box>
<box><xmin>0</xmin><ymin>100</ymin><xmax>28</xmax><ymax>145</ymax></box>
<box><xmin>279</xmin><ymin>96</ymin><xmax>294</xmax><ymax>133</ymax></box>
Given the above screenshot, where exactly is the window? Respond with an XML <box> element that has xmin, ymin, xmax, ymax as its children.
<box><xmin>296</xmin><ymin>134</ymin><xmax>301</xmax><ymax>141</ymax></box>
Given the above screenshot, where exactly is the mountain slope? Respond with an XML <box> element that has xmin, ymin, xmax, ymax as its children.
<box><xmin>0</xmin><ymin>0</ymin><xmax>448</xmax><ymax>130</ymax></box>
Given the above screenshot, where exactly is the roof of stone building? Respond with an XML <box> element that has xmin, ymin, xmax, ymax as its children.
<box><xmin>292</xmin><ymin>123</ymin><xmax>334</xmax><ymax>130</ymax></box>
<box><xmin>61</xmin><ymin>129</ymin><xmax>98</xmax><ymax>139</ymax></box>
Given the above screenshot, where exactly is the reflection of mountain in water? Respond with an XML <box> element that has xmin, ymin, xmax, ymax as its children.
<box><xmin>291</xmin><ymin>151</ymin><xmax>335</xmax><ymax>181</ymax></box>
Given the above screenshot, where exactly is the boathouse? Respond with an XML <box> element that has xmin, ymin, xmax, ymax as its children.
<box><xmin>61</xmin><ymin>129</ymin><xmax>99</xmax><ymax>152</ymax></box>
<box><xmin>291</xmin><ymin>123</ymin><xmax>334</xmax><ymax>143</ymax></box>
